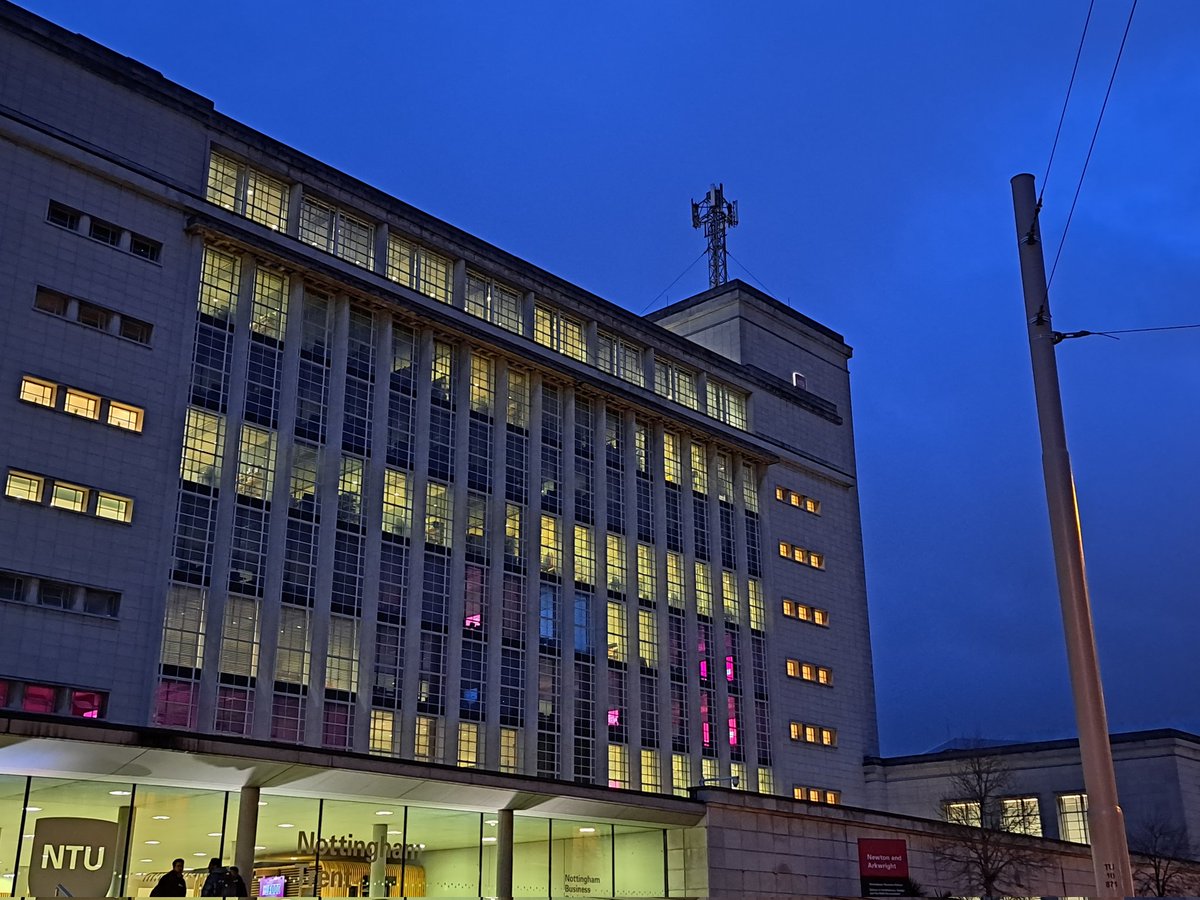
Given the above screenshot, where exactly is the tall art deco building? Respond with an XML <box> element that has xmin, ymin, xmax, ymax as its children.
<box><xmin>0</xmin><ymin>2</ymin><xmax>880</xmax><ymax>895</ymax></box>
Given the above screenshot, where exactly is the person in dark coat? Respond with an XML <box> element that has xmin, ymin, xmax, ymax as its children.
<box><xmin>150</xmin><ymin>858</ymin><xmax>188</xmax><ymax>897</ymax></box>
<box><xmin>200</xmin><ymin>858</ymin><xmax>227</xmax><ymax>897</ymax></box>
<box><xmin>225</xmin><ymin>866</ymin><xmax>249</xmax><ymax>898</ymax></box>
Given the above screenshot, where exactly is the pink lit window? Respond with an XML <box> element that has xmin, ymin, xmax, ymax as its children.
<box><xmin>607</xmin><ymin>708</ymin><xmax>621</xmax><ymax>726</ymax></box>
<box><xmin>699</xmin><ymin>660</ymin><xmax>708</xmax><ymax>679</ymax></box>
<box><xmin>0</xmin><ymin>680</ymin><xmax>9</xmax><ymax>708</ymax></box>
<box><xmin>153</xmin><ymin>679</ymin><xmax>198</xmax><ymax>728</ymax></box>
<box><xmin>70</xmin><ymin>690</ymin><xmax>105</xmax><ymax>719</ymax></box>
<box><xmin>728</xmin><ymin>696</ymin><xmax>740</xmax><ymax>746</ymax></box>
<box><xmin>725</xmin><ymin>656</ymin><xmax>735</xmax><ymax>682</ymax></box>
<box><xmin>464</xmin><ymin>613</ymin><xmax>482</xmax><ymax>628</ymax></box>
<box><xmin>702</xmin><ymin>722</ymin><xmax>712</xmax><ymax>746</ymax></box>
<box><xmin>22</xmin><ymin>684</ymin><xmax>57</xmax><ymax>714</ymax></box>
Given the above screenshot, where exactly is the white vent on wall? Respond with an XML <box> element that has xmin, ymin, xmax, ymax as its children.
<box><xmin>792</xmin><ymin>372</ymin><xmax>808</xmax><ymax>391</ymax></box>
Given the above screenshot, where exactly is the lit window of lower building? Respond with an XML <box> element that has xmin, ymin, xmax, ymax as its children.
<box><xmin>95</xmin><ymin>492</ymin><xmax>133</xmax><ymax>523</ymax></box>
<box><xmin>499</xmin><ymin>727</ymin><xmax>520</xmax><ymax>773</ymax></box>
<box><xmin>5</xmin><ymin>471</ymin><xmax>43</xmax><ymax>503</ymax></box>
<box><xmin>107</xmin><ymin>401</ymin><xmax>144</xmax><ymax>432</ymax></box>
<box><xmin>945</xmin><ymin>799</ymin><xmax>982</xmax><ymax>827</ymax></box>
<box><xmin>793</xmin><ymin>785</ymin><xmax>841</xmax><ymax>804</ymax></box>
<box><xmin>369</xmin><ymin>709</ymin><xmax>394</xmax><ymax>755</ymax></box>
<box><xmin>50</xmin><ymin>482</ymin><xmax>88</xmax><ymax>513</ymax></box>
<box><xmin>641</xmin><ymin>749</ymin><xmax>661</xmax><ymax>793</ymax></box>
<box><xmin>414</xmin><ymin>715</ymin><xmax>438</xmax><ymax>762</ymax></box>
<box><xmin>1002</xmin><ymin>796</ymin><xmax>1042</xmax><ymax>836</ymax></box>
<box><xmin>607</xmin><ymin>744</ymin><xmax>629</xmax><ymax>789</ymax></box>
<box><xmin>19</xmin><ymin>376</ymin><xmax>57</xmax><ymax>407</ymax></box>
<box><xmin>64</xmin><ymin>388</ymin><xmax>100</xmax><ymax>420</ymax></box>
<box><xmin>671</xmin><ymin>753</ymin><xmax>691</xmax><ymax>797</ymax></box>
<box><xmin>1057</xmin><ymin>793</ymin><xmax>1090</xmax><ymax>844</ymax></box>
<box><xmin>458</xmin><ymin>722</ymin><xmax>480</xmax><ymax>768</ymax></box>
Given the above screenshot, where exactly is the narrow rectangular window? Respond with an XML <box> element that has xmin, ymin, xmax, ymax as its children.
<box><xmin>47</xmin><ymin>201</ymin><xmax>80</xmax><ymax>230</ymax></box>
<box><xmin>5</xmin><ymin>471</ymin><xmax>44</xmax><ymax>503</ymax></box>
<box><xmin>20</xmin><ymin>376</ymin><xmax>57</xmax><ymax>408</ymax></box>
<box><xmin>107</xmin><ymin>401</ymin><xmax>144</xmax><ymax>432</ymax></box>
<box><xmin>64</xmin><ymin>389</ymin><xmax>100</xmax><ymax>420</ymax></box>
<box><xmin>95</xmin><ymin>492</ymin><xmax>133</xmax><ymax>523</ymax></box>
<box><xmin>50</xmin><ymin>482</ymin><xmax>88</xmax><ymax>513</ymax></box>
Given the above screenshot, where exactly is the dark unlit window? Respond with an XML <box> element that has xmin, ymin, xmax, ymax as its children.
<box><xmin>47</xmin><ymin>201</ymin><xmax>81</xmax><ymax>231</ymax></box>
<box><xmin>130</xmin><ymin>233</ymin><xmax>162</xmax><ymax>262</ymax></box>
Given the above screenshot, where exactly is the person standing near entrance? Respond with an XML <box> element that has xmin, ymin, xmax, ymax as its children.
<box><xmin>225</xmin><ymin>866</ymin><xmax>249</xmax><ymax>897</ymax></box>
<box><xmin>150</xmin><ymin>858</ymin><xmax>188</xmax><ymax>897</ymax></box>
<box><xmin>200</xmin><ymin>858</ymin><xmax>228</xmax><ymax>897</ymax></box>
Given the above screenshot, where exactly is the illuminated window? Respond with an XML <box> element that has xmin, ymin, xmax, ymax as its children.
<box><xmin>370</xmin><ymin>709</ymin><xmax>395</xmax><ymax>755</ymax></box>
<box><xmin>574</xmin><ymin>525</ymin><xmax>595</xmax><ymax>586</ymax></box>
<box><xmin>499</xmin><ymin>727</ymin><xmax>520</xmax><ymax>773</ymax></box>
<box><xmin>1057</xmin><ymin>793</ymin><xmax>1089</xmax><ymax>844</ymax></box>
<box><xmin>181</xmin><ymin>408</ymin><xmax>224</xmax><ymax>486</ymax></box>
<box><xmin>809</xmin><ymin>552</ymin><xmax>825</xmax><ymax>569</ymax></box>
<box><xmin>785</xmin><ymin>659</ymin><xmax>800</xmax><ymax>678</ymax></box>
<box><xmin>694</xmin><ymin>562</ymin><xmax>713</xmax><ymax>616</ymax></box>
<box><xmin>540</xmin><ymin>514</ymin><xmax>562</xmax><ymax>577</ymax></box>
<box><xmin>1002</xmin><ymin>797</ymin><xmax>1042</xmax><ymax>836</ymax></box>
<box><xmin>381</xmin><ymin>469</ymin><xmax>411</xmax><ymax>537</ymax></box>
<box><xmin>641</xmin><ymin>748</ymin><xmax>661</xmax><ymax>793</ymax></box>
<box><xmin>757</xmin><ymin>767</ymin><xmax>775</xmax><ymax>795</ymax></box>
<box><xmin>666</xmin><ymin>552</ymin><xmax>685</xmax><ymax>608</ymax></box>
<box><xmin>64</xmin><ymin>388</ymin><xmax>100</xmax><ymax>420</ymax></box>
<box><xmin>789</xmin><ymin>721</ymin><xmax>837</xmax><ymax>746</ymax></box>
<box><xmin>414</xmin><ymin>715</ymin><xmax>438</xmax><ymax>762</ymax></box>
<box><xmin>5</xmin><ymin>471</ymin><xmax>43</xmax><ymax>503</ymax></box>
<box><xmin>198</xmin><ymin>246</ymin><xmax>241</xmax><ymax>322</ymax></box>
<box><xmin>458</xmin><ymin>722</ymin><xmax>480</xmax><ymax>767</ymax></box>
<box><xmin>106</xmin><ymin>401</ymin><xmax>144</xmax><ymax>432</ymax></box>
<box><xmin>466</xmin><ymin>271</ymin><xmax>524</xmax><ymax>334</ymax></box>
<box><xmin>663</xmin><ymin>432</ymin><xmax>682</xmax><ymax>485</ymax></box>
<box><xmin>386</xmin><ymin>235</ymin><xmax>451</xmax><ymax>304</ymax></box>
<box><xmin>533</xmin><ymin>305</ymin><xmax>586</xmax><ymax>361</ymax></box>
<box><xmin>95</xmin><ymin>492</ymin><xmax>133</xmax><ymax>523</ymax></box>
<box><xmin>19</xmin><ymin>376</ymin><xmax>56</xmax><ymax>408</ymax></box>
<box><xmin>814</xmin><ymin>608</ymin><xmax>830</xmax><ymax>626</ymax></box>
<box><xmin>777</xmin><ymin>486</ymin><xmax>821</xmax><ymax>514</ymax></box>
<box><xmin>607</xmin><ymin>743</ymin><xmax>629</xmax><ymax>789</ymax></box>
<box><xmin>794</xmin><ymin>785</ymin><xmax>840</xmax><ymax>804</ymax></box>
<box><xmin>638</xmin><ymin>608</ymin><xmax>658</xmax><ymax>667</ymax></box>
<box><xmin>690</xmin><ymin>443</ymin><xmax>708</xmax><ymax>494</ymax></box>
<box><xmin>299</xmin><ymin>196</ymin><xmax>374</xmax><ymax>268</ymax></box>
<box><xmin>607</xmin><ymin>600</ymin><xmax>627</xmax><ymax>662</ymax></box>
<box><xmin>237</xmin><ymin>426</ymin><xmax>276</xmax><ymax>500</ymax></box>
<box><xmin>672</xmin><ymin>753</ymin><xmax>691</xmax><ymax>797</ymax></box>
<box><xmin>791</xmin><ymin>545</ymin><xmax>806</xmax><ymax>564</ymax></box>
<box><xmin>779</xmin><ymin>542</ymin><xmax>825</xmax><ymax>570</ymax></box>
<box><xmin>778</xmin><ymin>541</ymin><xmax>790</xmax><ymax>558</ymax></box>
<box><xmin>50</xmin><ymin>482</ymin><xmax>88</xmax><ymax>513</ymax></box>
<box><xmin>636</xmin><ymin>543</ymin><xmax>656</xmax><ymax>602</ymax></box>
<box><xmin>606</xmin><ymin>533</ymin><xmax>626</xmax><ymax>594</ymax></box>
<box><xmin>748</xmin><ymin>579</ymin><xmax>764</xmax><ymax>630</ymax></box>
<box><xmin>654</xmin><ymin>360</ymin><xmax>699</xmax><ymax>410</ymax></box>
<box><xmin>945</xmin><ymin>800</ymin><xmax>982</xmax><ymax>828</ymax></box>
<box><xmin>206</xmin><ymin>151</ymin><xmax>290</xmax><ymax>231</ymax></box>
<box><xmin>251</xmin><ymin>267</ymin><xmax>289</xmax><ymax>340</ymax></box>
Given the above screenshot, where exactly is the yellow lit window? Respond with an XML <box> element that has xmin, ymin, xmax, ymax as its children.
<box><xmin>636</xmin><ymin>543</ymin><xmax>656</xmax><ymax>601</ymax></box>
<box><xmin>778</xmin><ymin>541</ymin><xmax>790</xmax><ymax>558</ymax></box>
<box><xmin>50</xmin><ymin>481</ymin><xmax>88</xmax><ymax>512</ymax></box>
<box><xmin>801</xmin><ymin>663</ymin><xmax>815</xmax><ymax>681</ymax></box>
<box><xmin>574</xmin><ymin>525</ymin><xmax>595</xmax><ymax>586</ymax></box>
<box><xmin>638</xmin><ymin>608</ymin><xmax>658</xmax><ymax>667</ymax></box>
<box><xmin>499</xmin><ymin>727</ymin><xmax>520</xmax><ymax>773</ymax></box>
<box><xmin>789</xmin><ymin>492</ymin><xmax>801</xmax><ymax>507</ymax></box>
<box><xmin>470</xmin><ymin>354</ymin><xmax>494</xmax><ymax>415</ymax></box>
<box><xmin>694</xmin><ymin>562</ymin><xmax>713</xmax><ymax>616</ymax></box>
<box><xmin>5</xmin><ymin>471</ymin><xmax>43</xmax><ymax>502</ymax></box>
<box><xmin>198</xmin><ymin>246</ymin><xmax>241</xmax><ymax>321</ymax></box>
<box><xmin>813</xmin><ymin>608</ymin><xmax>830</xmax><ymax>626</ymax></box>
<box><xmin>607</xmin><ymin>600</ymin><xmax>627</xmax><ymax>661</ymax></box>
<box><xmin>251</xmin><ymin>268</ymin><xmax>289</xmax><ymax>340</ymax></box>
<box><xmin>805</xmin><ymin>725</ymin><xmax>817</xmax><ymax>743</ymax></box>
<box><xmin>606</xmin><ymin>533</ymin><xmax>626</xmax><ymax>593</ymax></box>
<box><xmin>663</xmin><ymin>432</ymin><xmax>682</xmax><ymax>485</ymax></box>
<box><xmin>775</xmin><ymin>486</ymin><xmax>786</xmax><ymax>502</ymax></box>
<box><xmin>20</xmin><ymin>376</ymin><xmax>57</xmax><ymax>408</ymax></box>
<box><xmin>748</xmin><ymin>579</ymin><xmax>764</xmax><ymax>630</ymax></box>
<box><xmin>607</xmin><ymin>744</ymin><xmax>629</xmax><ymax>789</ymax></box>
<box><xmin>641</xmin><ymin>748</ymin><xmax>661</xmax><ymax>792</ymax></box>
<box><xmin>806</xmin><ymin>497</ymin><xmax>821</xmax><ymax>514</ymax></box>
<box><xmin>690</xmin><ymin>443</ymin><xmax>708</xmax><ymax>494</ymax></box>
<box><xmin>758</xmin><ymin>767</ymin><xmax>774</xmax><ymax>795</ymax></box>
<box><xmin>540</xmin><ymin>514</ymin><xmax>561</xmax><ymax>576</ymax></box>
<box><xmin>786</xmin><ymin>659</ymin><xmax>800</xmax><ymax>678</ymax></box>
<box><xmin>782</xmin><ymin>599</ymin><xmax>797</xmax><ymax>618</ymax></box>
<box><xmin>107</xmin><ymin>401</ymin><xmax>144</xmax><ymax>432</ymax></box>
<box><xmin>64</xmin><ymin>388</ymin><xmax>100</xmax><ymax>420</ymax></box>
<box><xmin>181</xmin><ymin>408</ymin><xmax>225</xmax><ymax>486</ymax></box>
<box><xmin>672</xmin><ymin>753</ymin><xmax>691</xmax><ymax>797</ymax></box>
<box><xmin>666</xmin><ymin>552</ymin><xmax>684</xmax><ymax>608</ymax></box>
<box><xmin>370</xmin><ymin>710</ymin><xmax>395</xmax><ymax>755</ymax></box>
<box><xmin>821</xmin><ymin>727</ymin><xmax>837</xmax><ymax>746</ymax></box>
<box><xmin>722</xmin><ymin>570</ymin><xmax>740</xmax><ymax>622</ymax></box>
<box><xmin>95</xmin><ymin>492</ymin><xmax>133</xmax><ymax>523</ymax></box>
<box><xmin>809</xmin><ymin>552</ymin><xmax>825</xmax><ymax>569</ymax></box>
<box><xmin>458</xmin><ymin>722</ymin><xmax>480</xmax><ymax>767</ymax></box>
<box><xmin>338</xmin><ymin>456</ymin><xmax>364</xmax><ymax>524</ymax></box>
<box><xmin>818</xmin><ymin>667</ymin><xmax>832</xmax><ymax>686</ymax></box>
<box><xmin>825</xmin><ymin>790</ymin><xmax>841</xmax><ymax>804</ymax></box>
<box><xmin>792</xmin><ymin>546</ymin><xmax>806</xmax><ymax>564</ymax></box>
<box><xmin>237</xmin><ymin>425</ymin><xmax>276</xmax><ymax>500</ymax></box>
<box><xmin>414</xmin><ymin>716</ymin><xmax>438</xmax><ymax>762</ymax></box>
<box><xmin>382</xmin><ymin>468</ymin><xmax>411</xmax><ymax>537</ymax></box>
<box><xmin>789</xmin><ymin>722</ymin><xmax>801</xmax><ymax>741</ymax></box>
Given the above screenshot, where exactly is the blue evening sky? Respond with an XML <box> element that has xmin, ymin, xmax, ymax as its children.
<box><xmin>21</xmin><ymin>1</ymin><xmax>1198</xmax><ymax>755</ymax></box>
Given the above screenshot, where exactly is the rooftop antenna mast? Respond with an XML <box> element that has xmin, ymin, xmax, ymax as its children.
<box><xmin>691</xmin><ymin>183</ymin><xmax>738</xmax><ymax>289</ymax></box>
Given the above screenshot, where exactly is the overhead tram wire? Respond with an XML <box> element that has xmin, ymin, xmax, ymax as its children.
<box><xmin>639</xmin><ymin>249</ymin><xmax>708</xmax><ymax>315</ymax></box>
<box><xmin>1056</xmin><ymin>322</ymin><xmax>1200</xmax><ymax>343</ymax></box>
<box><xmin>1046</xmin><ymin>0</ymin><xmax>1139</xmax><ymax>291</ymax></box>
<box><xmin>1040</xmin><ymin>0</ymin><xmax>1097</xmax><ymax>207</ymax></box>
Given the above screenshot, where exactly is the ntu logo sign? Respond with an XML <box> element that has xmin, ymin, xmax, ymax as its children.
<box><xmin>28</xmin><ymin>817</ymin><xmax>119</xmax><ymax>897</ymax></box>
